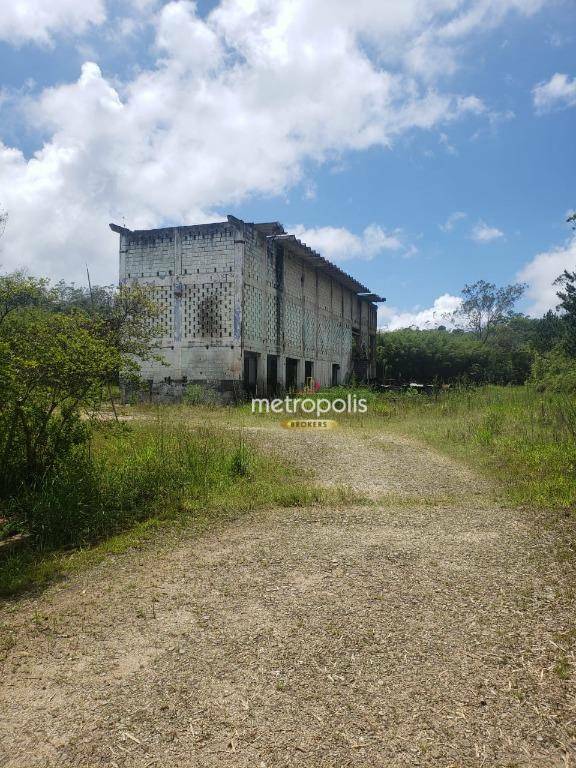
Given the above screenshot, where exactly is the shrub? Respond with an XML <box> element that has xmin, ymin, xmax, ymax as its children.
<box><xmin>183</xmin><ymin>383</ymin><xmax>219</xmax><ymax>406</ymax></box>
<box><xmin>4</xmin><ymin>421</ymin><xmax>256</xmax><ymax>549</ymax></box>
<box><xmin>0</xmin><ymin>309</ymin><xmax>121</xmax><ymax>495</ymax></box>
<box><xmin>529</xmin><ymin>351</ymin><xmax>576</xmax><ymax>394</ymax></box>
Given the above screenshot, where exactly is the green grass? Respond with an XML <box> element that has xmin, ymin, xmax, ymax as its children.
<box><xmin>236</xmin><ymin>385</ymin><xmax>393</xmax><ymax>418</ymax></box>
<box><xmin>5</xmin><ymin>384</ymin><xmax>574</xmax><ymax>597</ymax></box>
<box><xmin>235</xmin><ymin>383</ymin><xmax>576</xmax><ymax>511</ymax></box>
<box><xmin>379</xmin><ymin>385</ymin><xmax>576</xmax><ymax>511</ymax></box>
<box><xmin>0</xmin><ymin>413</ymin><xmax>353</xmax><ymax>597</ymax></box>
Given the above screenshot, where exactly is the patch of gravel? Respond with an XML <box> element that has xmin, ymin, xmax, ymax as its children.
<box><xmin>248</xmin><ymin>426</ymin><xmax>492</xmax><ymax>501</ymax></box>
<box><xmin>0</xmin><ymin>423</ymin><xmax>574</xmax><ymax>767</ymax></box>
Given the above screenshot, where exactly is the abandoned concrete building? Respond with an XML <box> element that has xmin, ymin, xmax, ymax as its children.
<box><xmin>110</xmin><ymin>216</ymin><xmax>384</xmax><ymax>397</ymax></box>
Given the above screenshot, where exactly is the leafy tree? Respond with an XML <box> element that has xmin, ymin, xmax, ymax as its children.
<box><xmin>0</xmin><ymin>308</ymin><xmax>122</xmax><ymax>492</ymax></box>
<box><xmin>530</xmin><ymin>310</ymin><xmax>567</xmax><ymax>354</ymax></box>
<box><xmin>487</xmin><ymin>317</ymin><xmax>534</xmax><ymax>383</ymax></box>
<box><xmin>554</xmin><ymin>269</ymin><xmax>576</xmax><ymax>356</ymax></box>
<box><xmin>0</xmin><ymin>271</ymin><xmax>50</xmax><ymax>325</ymax></box>
<box><xmin>51</xmin><ymin>281</ymin><xmax>160</xmax><ymax>363</ymax></box>
<box><xmin>0</xmin><ymin>272</ymin><xmax>160</xmax><ymax>497</ymax></box>
<box><xmin>453</xmin><ymin>280</ymin><xmax>526</xmax><ymax>341</ymax></box>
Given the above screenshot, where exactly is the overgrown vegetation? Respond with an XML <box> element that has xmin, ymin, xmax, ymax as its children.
<box><xmin>0</xmin><ymin>272</ymin><xmax>161</xmax><ymax>550</ymax></box>
<box><xmin>381</xmin><ymin>386</ymin><xmax>576</xmax><ymax>512</ymax></box>
<box><xmin>0</xmin><ymin>274</ymin><xmax>158</xmax><ymax>494</ymax></box>
<box><xmin>0</xmin><ymin>273</ymin><xmax>334</xmax><ymax>596</ymax></box>
<box><xmin>377</xmin><ymin>300</ymin><xmax>576</xmax><ymax>391</ymax></box>
<box><xmin>243</xmin><ymin>381</ymin><xmax>576</xmax><ymax>513</ymax></box>
<box><xmin>0</xmin><ymin>414</ymin><xmax>339</xmax><ymax>596</ymax></box>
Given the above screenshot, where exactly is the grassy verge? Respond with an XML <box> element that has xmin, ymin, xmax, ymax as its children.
<box><xmin>232</xmin><ymin>384</ymin><xmax>576</xmax><ymax>512</ymax></box>
<box><xmin>0</xmin><ymin>413</ymin><xmax>352</xmax><ymax>597</ymax></box>
<box><xmin>8</xmin><ymin>384</ymin><xmax>572</xmax><ymax>596</ymax></box>
<box><xmin>378</xmin><ymin>385</ymin><xmax>576</xmax><ymax>512</ymax></box>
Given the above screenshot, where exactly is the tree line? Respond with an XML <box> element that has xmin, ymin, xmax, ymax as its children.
<box><xmin>376</xmin><ymin>266</ymin><xmax>576</xmax><ymax>391</ymax></box>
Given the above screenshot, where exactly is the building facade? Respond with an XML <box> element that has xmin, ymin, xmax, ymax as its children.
<box><xmin>111</xmin><ymin>216</ymin><xmax>384</xmax><ymax>397</ymax></box>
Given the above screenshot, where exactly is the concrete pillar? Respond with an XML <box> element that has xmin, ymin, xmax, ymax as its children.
<box><xmin>296</xmin><ymin>358</ymin><xmax>305</xmax><ymax>389</ymax></box>
<box><xmin>232</xmin><ymin>228</ymin><xmax>245</xmax><ymax>343</ymax></box>
<box><xmin>256</xmin><ymin>353</ymin><xmax>266</xmax><ymax>396</ymax></box>
<box><xmin>277</xmin><ymin>354</ymin><xmax>287</xmax><ymax>391</ymax></box>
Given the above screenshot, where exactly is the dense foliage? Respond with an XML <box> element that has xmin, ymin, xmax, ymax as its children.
<box><xmin>0</xmin><ymin>271</ymin><xmax>323</xmax><ymax>573</ymax></box>
<box><xmin>0</xmin><ymin>271</ymin><xmax>159</xmax><ymax>540</ymax></box>
<box><xmin>377</xmin><ymin>274</ymin><xmax>576</xmax><ymax>391</ymax></box>
<box><xmin>555</xmin><ymin>269</ymin><xmax>576</xmax><ymax>357</ymax></box>
<box><xmin>0</xmin><ymin>308</ymin><xmax>119</xmax><ymax>491</ymax></box>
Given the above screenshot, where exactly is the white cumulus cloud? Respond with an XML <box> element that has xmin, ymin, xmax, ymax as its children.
<box><xmin>517</xmin><ymin>236</ymin><xmax>576</xmax><ymax>316</ymax></box>
<box><xmin>533</xmin><ymin>73</ymin><xmax>576</xmax><ymax>113</ymax></box>
<box><xmin>0</xmin><ymin>0</ymin><xmax>551</xmax><ymax>282</ymax></box>
<box><xmin>291</xmin><ymin>224</ymin><xmax>405</xmax><ymax>262</ymax></box>
<box><xmin>378</xmin><ymin>293</ymin><xmax>462</xmax><ymax>330</ymax></box>
<box><xmin>0</xmin><ymin>0</ymin><xmax>105</xmax><ymax>45</ymax></box>
<box><xmin>470</xmin><ymin>221</ymin><xmax>504</xmax><ymax>243</ymax></box>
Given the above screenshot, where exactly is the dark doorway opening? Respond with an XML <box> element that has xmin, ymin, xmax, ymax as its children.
<box><xmin>304</xmin><ymin>360</ymin><xmax>314</xmax><ymax>386</ymax></box>
<box><xmin>285</xmin><ymin>357</ymin><xmax>299</xmax><ymax>390</ymax></box>
<box><xmin>267</xmin><ymin>354</ymin><xmax>278</xmax><ymax>394</ymax></box>
<box><xmin>243</xmin><ymin>352</ymin><xmax>258</xmax><ymax>395</ymax></box>
<box><xmin>331</xmin><ymin>363</ymin><xmax>340</xmax><ymax>387</ymax></box>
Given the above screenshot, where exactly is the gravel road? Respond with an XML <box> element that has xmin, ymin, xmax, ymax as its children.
<box><xmin>0</xmin><ymin>423</ymin><xmax>574</xmax><ymax>767</ymax></box>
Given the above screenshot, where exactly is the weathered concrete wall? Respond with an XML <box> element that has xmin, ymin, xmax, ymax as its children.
<box><xmin>115</xmin><ymin>216</ymin><xmax>378</xmax><ymax>396</ymax></box>
<box><xmin>239</xmin><ymin>225</ymin><xmax>284</xmax><ymax>391</ymax></box>
<box><xmin>240</xmin><ymin>223</ymin><xmax>369</xmax><ymax>390</ymax></box>
<box><xmin>119</xmin><ymin>222</ymin><xmax>243</xmax><ymax>388</ymax></box>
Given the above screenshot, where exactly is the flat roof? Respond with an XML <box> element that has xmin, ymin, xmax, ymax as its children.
<box><xmin>110</xmin><ymin>217</ymin><xmax>385</xmax><ymax>302</ymax></box>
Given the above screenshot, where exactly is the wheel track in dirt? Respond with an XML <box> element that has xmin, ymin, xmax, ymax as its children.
<box><xmin>0</xmin><ymin>423</ymin><xmax>574</xmax><ymax>767</ymax></box>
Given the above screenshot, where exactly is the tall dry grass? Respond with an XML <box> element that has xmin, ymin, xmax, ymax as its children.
<box><xmin>0</xmin><ymin>412</ymin><xmax>332</xmax><ymax>595</ymax></box>
<box><xmin>382</xmin><ymin>385</ymin><xmax>576</xmax><ymax>510</ymax></box>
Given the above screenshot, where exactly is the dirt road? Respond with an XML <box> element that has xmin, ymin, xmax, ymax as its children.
<box><xmin>1</xmin><ymin>425</ymin><xmax>574</xmax><ymax>767</ymax></box>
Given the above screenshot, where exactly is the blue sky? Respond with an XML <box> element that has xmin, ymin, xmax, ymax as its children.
<box><xmin>0</xmin><ymin>0</ymin><xmax>575</xmax><ymax>327</ymax></box>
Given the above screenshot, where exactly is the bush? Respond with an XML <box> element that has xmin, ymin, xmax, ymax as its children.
<box><xmin>183</xmin><ymin>383</ymin><xmax>219</xmax><ymax>406</ymax></box>
<box><xmin>529</xmin><ymin>352</ymin><xmax>576</xmax><ymax>394</ymax></box>
<box><xmin>0</xmin><ymin>307</ymin><xmax>122</xmax><ymax>495</ymax></box>
<box><xmin>3</xmin><ymin>421</ymin><xmax>254</xmax><ymax>549</ymax></box>
<box><xmin>0</xmin><ymin>271</ymin><xmax>160</xmax><ymax>499</ymax></box>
